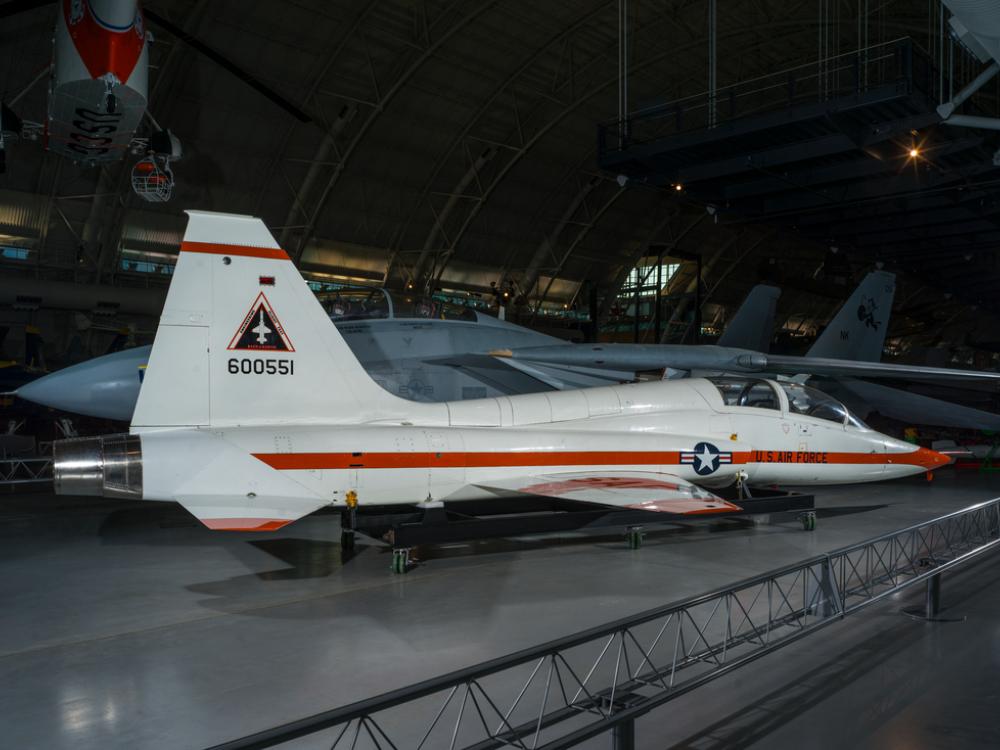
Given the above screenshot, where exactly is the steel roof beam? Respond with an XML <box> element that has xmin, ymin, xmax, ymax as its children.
<box><xmin>290</xmin><ymin>0</ymin><xmax>501</xmax><ymax>262</ymax></box>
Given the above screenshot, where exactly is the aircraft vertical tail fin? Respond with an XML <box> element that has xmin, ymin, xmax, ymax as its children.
<box><xmin>132</xmin><ymin>211</ymin><xmax>409</xmax><ymax>430</ymax></box>
<box><xmin>717</xmin><ymin>284</ymin><xmax>780</xmax><ymax>352</ymax></box>
<box><xmin>807</xmin><ymin>271</ymin><xmax>895</xmax><ymax>362</ymax></box>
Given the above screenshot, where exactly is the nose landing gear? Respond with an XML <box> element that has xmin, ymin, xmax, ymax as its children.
<box><xmin>735</xmin><ymin>470</ymin><xmax>753</xmax><ymax>501</ymax></box>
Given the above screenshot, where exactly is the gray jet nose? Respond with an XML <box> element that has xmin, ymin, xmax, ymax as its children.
<box><xmin>16</xmin><ymin>346</ymin><xmax>149</xmax><ymax>421</ymax></box>
<box><xmin>18</xmin><ymin>372</ymin><xmax>67</xmax><ymax>409</ymax></box>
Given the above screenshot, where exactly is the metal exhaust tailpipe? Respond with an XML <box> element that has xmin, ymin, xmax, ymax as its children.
<box><xmin>53</xmin><ymin>434</ymin><xmax>143</xmax><ymax>499</ymax></box>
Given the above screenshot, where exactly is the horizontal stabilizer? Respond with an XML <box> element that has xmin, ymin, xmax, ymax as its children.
<box><xmin>162</xmin><ymin>431</ymin><xmax>328</xmax><ymax>531</ymax></box>
<box><xmin>473</xmin><ymin>471</ymin><xmax>741</xmax><ymax>515</ymax></box>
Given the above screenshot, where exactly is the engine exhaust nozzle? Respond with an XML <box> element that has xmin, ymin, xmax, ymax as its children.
<box><xmin>53</xmin><ymin>434</ymin><xmax>143</xmax><ymax>499</ymax></box>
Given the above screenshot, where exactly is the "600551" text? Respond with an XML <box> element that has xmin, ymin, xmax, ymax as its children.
<box><xmin>227</xmin><ymin>358</ymin><xmax>295</xmax><ymax>375</ymax></box>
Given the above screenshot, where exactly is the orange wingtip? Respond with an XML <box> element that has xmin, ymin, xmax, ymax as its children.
<box><xmin>201</xmin><ymin>518</ymin><xmax>292</xmax><ymax>531</ymax></box>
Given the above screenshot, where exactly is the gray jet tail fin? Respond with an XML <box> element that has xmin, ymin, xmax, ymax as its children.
<box><xmin>807</xmin><ymin>270</ymin><xmax>895</xmax><ymax>362</ymax></box>
<box><xmin>717</xmin><ymin>284</ymin><xmax>780</xmax><ymax>352</ymax></box>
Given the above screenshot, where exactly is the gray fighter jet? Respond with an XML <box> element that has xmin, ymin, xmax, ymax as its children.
<box><xmin>15</xmin><ymin>282</ymin><xmax>780</xmax><ymax>419</ymax></box>
<box><xmin>494</xmin><ymin>271</ymin><xmax>999</xmax><ymax>385</ymax></box>
<box><xmin>16</xmin><ymin>271</ymin><xmax>1000</xmax><ymax>426</ymax></box>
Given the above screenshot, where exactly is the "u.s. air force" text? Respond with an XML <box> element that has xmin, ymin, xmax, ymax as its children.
<box><xmin>752</xmin><ymin>450</ymin><xmax>828</xmax><ymax>463</ymax></box>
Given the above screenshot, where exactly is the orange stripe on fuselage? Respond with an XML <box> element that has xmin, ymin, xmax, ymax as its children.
<box><xmin>180</xmin><ymin>241</ymin><xmax>290</xmax><ymax>260</ymax></box>
<box><xmin>254</xmin><ymin>451</ymin><xmax>684</xmax><ymax>470</ymax></box>
<box><xmin>252</xmin><ymin>448</ymin><xmax>937</xmax><ymax>471</ymax></box>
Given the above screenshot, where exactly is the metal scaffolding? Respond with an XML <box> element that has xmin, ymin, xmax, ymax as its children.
<box><xmin>207</xmin><ymin>497</ymin><xmax>1000</xmax><ymax>750</ymax></box>
<box><xmin>0</xmin><ymin>457</ymin><xmax>52</xmax><ymax>486</ymax></box>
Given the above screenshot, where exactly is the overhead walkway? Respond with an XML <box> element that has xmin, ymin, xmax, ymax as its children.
<box><xmin>598</xmin><ymin>38</ymin><xmax>1000</xmax><ymax>312</ymax></box>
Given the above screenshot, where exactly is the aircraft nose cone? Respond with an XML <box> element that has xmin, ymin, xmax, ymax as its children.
<box><xmin>16</xmin><ymin>351</ymin><xmax>145</xmax><ymax>421</ymax></box>
<box><xmin>911</xmin><ymin>446</ymin><xmax>952</xmax><ymax>470</ymax></box>
<box><xmin>16</xmin><ymin>372</ymin><xmax>69</xmax><ymax>410</ymax></box>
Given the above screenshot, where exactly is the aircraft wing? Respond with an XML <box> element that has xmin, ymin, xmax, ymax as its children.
<box><xmin>494</xmin><ymin>345</ymin><xmax>1000</xmax><ymax>384</ymax></box>
<box><xmin>473</xmin><ymin>471</ymin><xmax>742</xmax><ymax>515</ymax></box>
<box><xmin>423</xmin><ymin>353</ymin><xmax>632</xmax><ymax>390</ymax></box>
<box><xmin>761</xmin><ymin>355</ymin><xmax>1000</xmax><ymax>382</ymax></box>
<box><xmin>822</xmin><ymin>378</ymin><xmax>1000</xmax><ymax>431</ymax></box>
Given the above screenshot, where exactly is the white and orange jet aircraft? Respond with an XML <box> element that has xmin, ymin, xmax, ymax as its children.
<box><xmin>53</xmin><ymin>211</ymin><xmax>949</xmax><ymax>531</ymax></box>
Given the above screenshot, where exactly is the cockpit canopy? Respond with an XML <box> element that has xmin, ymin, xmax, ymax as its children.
<box><xmin>709</xmin><ymin>377</ymin><xmax>867</xmax><ymax>428</ymax></box>
<box><xmin>314</xmin><ymin>284</ymin><xmax>479</xmax><ymax>322</ymax></box>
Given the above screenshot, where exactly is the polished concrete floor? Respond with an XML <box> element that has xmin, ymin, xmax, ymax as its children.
<box><xmin>0</xmin><ymin>470</ymin><xmax>998</xmax><ymax>749</ymax></box>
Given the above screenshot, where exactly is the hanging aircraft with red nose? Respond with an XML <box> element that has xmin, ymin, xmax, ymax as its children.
<box><xmin>0</xmin><ymin>0</ymin><xmax>312</xmax><ymax>178</ymax></box>
<box><xmin>51</xmin><ymin>212</ymin><xmax>950</xmax><ymax>533</ymax></box>
<box><xmin>48</xmin><ymin>0</ymin><xmax>149</xmax><ymax>163</ymax></box>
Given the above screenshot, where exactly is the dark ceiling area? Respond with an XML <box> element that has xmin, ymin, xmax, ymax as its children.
<box><xmin>0</xmin><ymin>0</ymin><xmax>997</xmax><ymax>355</ymax></box>
<box><xmin>601</xmin><ymin>33</ymin><xmax>1000</xmax><ymax>320</ymax></box>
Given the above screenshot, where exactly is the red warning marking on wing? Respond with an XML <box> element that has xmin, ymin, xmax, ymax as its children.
<box><xmin>228</xmin><ymin>292</ymin><xmax>295</xmax><ymax>352</ymax></box>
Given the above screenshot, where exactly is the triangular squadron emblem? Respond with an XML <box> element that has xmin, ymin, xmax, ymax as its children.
<box><xmin>228</xmin><ymin>292</ymin><xmax>294</xmax><ymax>351</ymax></box>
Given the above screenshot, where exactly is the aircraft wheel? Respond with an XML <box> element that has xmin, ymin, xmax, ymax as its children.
<box><xmin>626</xmin><ymin>527</ymin><xmax>643</xmax><ymax>549</ymax></box>
<box><xmin>800</xmin><ymin>511</ymin><xmax>817</xmax><ymax>531</ymax></box>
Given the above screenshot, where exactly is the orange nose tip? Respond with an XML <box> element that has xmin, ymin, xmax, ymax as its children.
<box><xmin>911</xmin><ymin>446</ymin><xmax>952</xmax><ymax>470</ymax></box>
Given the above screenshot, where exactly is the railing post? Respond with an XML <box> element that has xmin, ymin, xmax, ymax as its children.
<box><xmin>819</xmin><ymin>557</ymin><xmax>838</xmax><ymax>617</ymax></box>
<box><xmin>612</xmin><ymin>718</ymin><xmax>635</xmax><ymax>750</ymax></box>
<box><xmin>925</xmin><ymin>573</ymin><xmax>941</xmax><ymax>619</ymax></box>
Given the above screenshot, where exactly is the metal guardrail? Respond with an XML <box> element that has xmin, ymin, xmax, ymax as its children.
<box><xmin>0</xmin><ymin>457</ymin><xmax>52</xmax><ymax>485</ymax></box>
<box><xmin>597</xmin><ymin>36</ymin><xmax>983</xmax><ymax>156</ymax></box>
<box><xmin>207</xmin><ymin>498</ymin><xmax>1000</xmax><ymax>750</ymax></box>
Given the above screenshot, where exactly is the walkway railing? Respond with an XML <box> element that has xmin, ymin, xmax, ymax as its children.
<box><xmin>597</xmin><ymin>36</ymin><xmax>965</xmax><ymax>154</ymax></box>
<box><xmin>206</xmin><ymin>498</ymin><xmax>1000</xmax><ymax>750</ymax></box>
